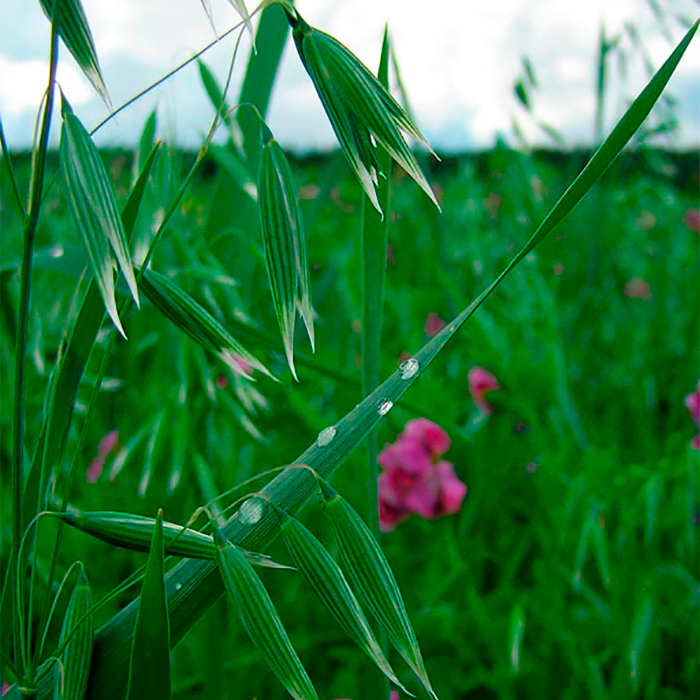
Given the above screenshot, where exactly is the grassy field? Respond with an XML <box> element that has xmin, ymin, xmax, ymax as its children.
<box><xmin>1</xmin><ymin>142</ymin><xmax>698</xmax><ymax>699</ymax></box>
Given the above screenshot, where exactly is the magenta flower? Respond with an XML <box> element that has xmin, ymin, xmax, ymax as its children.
<box><xmin>685</xmin><ymin>381</ymin><xmax>700</xmax><ymax>450</ymax></box>
<box><xmin>468</xmin><ymin>366</ymin><xmax>501</xmax><ymax>414</ymax></box>
<box><xmin>424</xmin><ymin>312</ymin><xmax>446</xmax><ymax>338</ymax></box>
<box><xmin>378</xmin><ymin>419</ymin><xmax>466</xmax><ymax>531</ymax></box>
<box><xmin>86</xmin><ymin>430</ymin><xmax>119</xmax><ymax>483</ymax></box>
<box><xmin>683</xmin><ymin>208</ymin><xmax>700</xmax><ymax>234</ymax></box>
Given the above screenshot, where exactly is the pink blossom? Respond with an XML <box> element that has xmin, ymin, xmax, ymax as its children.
<box><xmin>683</xmin><ymin>208</ymin><xmax>700</xmax><ymax>233</ymax></box>
<box><xmin>424</xmin><ymin>312</ymin><xmax>446</xmax><ymax>338</ymax></box>
<box><xmin>403</xmin><ymin>418</ymin><xmax>451</xmax><ymax>456</ymax></box>
<box><xmin>624</xmin><ymin>277</ymin><xmax>652</xmax><ymax>300</ymax></box>
<box><xmin>685</xmin><ymin>381</ymin><xmax>700</xmax><ymax>449</ymax></box>
<box><xmin>86</xmin><ymin>430</ymin><xmax>120</xmax><ymax>483</ymax></box>
<box><xmin>685</xmin><ymin>382</ymin><xmax>700</xmax><ymax>428</ymax></box>
<box><xmin>377</xmin><ymin>420</ymin><xmax>466</xmax><ymax>531</ymax></box>
<box><xmin>468</xmin><ymin>366</ymin><xmax>501</xmax><ymax>414</ymax></box>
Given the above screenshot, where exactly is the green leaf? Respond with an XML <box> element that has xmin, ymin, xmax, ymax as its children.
<box><xmin>214</xmin><ymin>527</ymin><xmax>318</xmax><ymax>700</ymax></box>
<box><xmin>319</xmin><ymin>483</ymin><xmax>436</xmax><ymax>698</ymax></box>
<box><xmin>138</xmin><ymin>268</ymin><xmax>273</xmax><ymax>380</ymax></box>
<box><xmin>127</xmin><ymin>510</ymin><xmax>171</xmax><ymax>700</ymax></box>
<box><xmin>53</xmin><ymin>508</ymin><xmax>290</xmax><ymax>569</ymax></box>
<box><xmin>57</xmin><ymin>566</ymin><xmax>93</xmax><ymax>700</ymax></box>
<box><xmin>274</xmin><ymin>506</ymin><xmax>408</xmax><ymax>693</ymax></box>
<box><xmin>259</xmin><ymin>123</ymin><xmax>314</xmax><ymax>379</ymax></box>
<box><xmin>39</xmin><ymin>0</ymin><xmax>109</xmax><ymax>105</ymax></box>
<box><xmin>285</xmin><ymin>8</ymin><xmax>438</xmax><ymax>215</ymax></box>
<box><xmin>59</xmin><ymin>102</ymin><xmax>140</xmax><ymax>337</ymax></box>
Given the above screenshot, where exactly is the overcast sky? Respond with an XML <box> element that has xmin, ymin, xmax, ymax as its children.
<box><xmin>1</xmin><ymin>0</ymin><xmax>698</xmax><ymax>153</ymax></box>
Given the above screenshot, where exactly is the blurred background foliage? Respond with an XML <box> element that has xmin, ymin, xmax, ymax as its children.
<box><xmin>1</xmin><ymin>141</ymin><xmax>698</xmax><ymax>698</ymax></box>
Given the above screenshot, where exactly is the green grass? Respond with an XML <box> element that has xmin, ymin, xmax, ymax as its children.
<box><xmin>1</xmin><ymin>142</ymin><xmax>698</xmax><ymax>699</ymax></box>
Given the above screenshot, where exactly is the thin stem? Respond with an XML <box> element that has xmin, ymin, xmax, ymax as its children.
<box><xmin>12</xmin><ymin>0</ymin><xmax>61</xmax><ymax>676</ymax></box>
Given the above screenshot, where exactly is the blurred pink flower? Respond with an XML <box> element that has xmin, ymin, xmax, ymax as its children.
<box><xmin>686</xmin><ymin>381</ymin><xmax>700</xmax><ymax>450</ymax></box>
<box><xmin>468</xmin><ymin>367</ymin><xmax>501</xmax><ymax>414</ymax></box>
<box><xmin>424</xmin><ymin>312</ymin><xmax>446</xmax><ymax>338</ymax></box>
<box><xmin>87</xmin><ymin>430</ymin><xmax>119</xmax><ymax>483</ymax></box>
<box><xmin>624</xmin><ymin>277</ymin><xmax>652</xmax><ymax>300</ymax></box>
<box><xmin>378</xmin><ymin>420</ymin><xmax>466</xmax><ymax>531</ymax></box>
<box><xmin>403</xmin><ymin>417</ymin><xmax>451</xmax><ymax>456</ymax></box>
<box><xmin>686</xmin><ymin>382</ymin><xmax>700</xmax><ymax>427</ymax></box>
<box><xmin>683</xmin><ymin>208</ymin><xmax>700</xmax><ymax>233</ymax></box>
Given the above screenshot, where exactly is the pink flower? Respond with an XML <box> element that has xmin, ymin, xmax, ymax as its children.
<box><xmin>685</xmin><ymin>381</ymin><xmax>700</xmax><ymax>450</ymax></box>
<box><xmin>468</xmin><ymin>367</ymin><xmax>501</xmax><ymax>414</ymax></box>
<box><xmin>377</xmin><ymin>420</ymin><xmax>466</xmax><ymax>531</ymax></box>
<box><xmin>624</xmin><ymin>277</ymin><xmax>652</xmax><ymax>300</ymax></box>
<box><xmin>424</xmin><ymin>312</ymin><xmax>446</xmax><ymax>338</ymax></box>
<box><xmin>403</xmin><ymin>418</ymin><xmax>451</xmax><ymax>456</ymax></box>
<box><xmin>87</xmin><ymin>430</ymin><xmax>120</xmax><ymax>483</ymax></box>
<box><xmin>686</xmin><ymin>382</ymin><xmax>700</xmax><ymax>428</ymax></box>
<box><xmin>683</xmin><ymin>208</ymin><xmax>700</xmax><ymax>233</ymax></box>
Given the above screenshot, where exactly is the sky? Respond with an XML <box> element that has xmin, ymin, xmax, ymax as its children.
<box><xmin>0</xmin><ymin>0</ymin><xmax>698</xmax><ymax>153</ymax></box>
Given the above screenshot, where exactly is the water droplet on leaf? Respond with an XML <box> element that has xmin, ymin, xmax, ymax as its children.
<box><xmin>316</xmin><ymin>426</ymin><xmax>337</xmax><ymax>447</ymax></box>
<box><xmin>399</xmin><ymin>357</ymin><xmax>419</xmax><ymax>380</ymax></box>
<box><xmin>239</xmin><ymin>498</ymin><xmax>264</xmax><ymax>525</ymax></box>
<box><xmin>378</xmin><ymin>400</ymin><xmax>393</xmax><ymax>416</ymax></box>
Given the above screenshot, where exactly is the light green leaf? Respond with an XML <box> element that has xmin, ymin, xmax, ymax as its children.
<box><xmin>127</xmin><ymin>510</ymin><xmax>171</xmax><ymax>700</ymax></box>
<box><xmin>225</xmin><ymin>0</ymin><xmax>254</xmax><ymax>48</ymax></box>
<box><xmin>259</xmin><ymin>123</ymin><xmax>314</xmax><ymax>379</ymax></box>
<box><xmin>319</xmin><ymin>482</ymin><xmax>436</xmax><ymax>698</ymax></box>
<box><xmin>56</xmin><ymin>566</ymin><xmax>93</xmax><ymax>700</ymax></box>
<box><xmin>39</xmin><ymin>0</ymin><xmax>109</xmax><ymax>105</ymax></box>
<box><xmin>214</xmin><ymin>527</ymin><xmax>318</xmax><ymax>700</ymax></box>
<box><xmin>274</xmin><ymin>506</ymin><xmax>408</xmax><ymax>693</ymax></box>
<box><xmin>139</xmin><ymin>268</ymin><xmax>273</xmax><ymax>380</ymax></box>
<box><xmin>285</xmin><ymin>8</ymin><xmax>438</xmax><ymax>215</ymax></box>
<box><xmin>60</xmin><ymin>102</ymin><xmax>140</xmax><ymax>337</ymax></box>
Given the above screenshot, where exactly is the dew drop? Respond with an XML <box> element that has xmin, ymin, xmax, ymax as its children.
<box><xmin>174</xmin><ymin>583</ymin><xmax>183</xmax><ymax>591</ymax></box>
<box><xmin>377</xmin><ymin>399</ymin><xmax>393</xmax><ymax>416</ymax></box>
<box><xmin>316</xmin><ymin>425</ymin><xmax>337</xmax><ymax>447</ymax></box>
<box><xmin>239</xmin><ymin>498</ymin><xmax>264</xmax><ymax>525</ymax></box>
<box><xmin>398</xmin><ymin>357</ymin><xmax>419</xmax><ymax>380</ymax></box>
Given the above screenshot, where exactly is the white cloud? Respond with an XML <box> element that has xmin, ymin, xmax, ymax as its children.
<box><xmin>1</xmin><ymin>0</ymin><xmax>697</xmax><ymax>151</ymax></box>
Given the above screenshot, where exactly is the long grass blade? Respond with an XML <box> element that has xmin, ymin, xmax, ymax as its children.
<box><xmin>60</xmin><ymin>101</ymin><xmax>140</xmax><ymax>337</ymax></box>
<box><xmin>126</xmin><ymin>510</ymin><xmax>171</xmax><ymax>700</ymax></box>
<box><xmin>214</xmin><ymin>527</ymin><xmax>318</xmax><ymax>700</ymax></box>
<box><xmin>259</xmin><ymin>123</ymin><xmax>314</xmax><ymax>378</ymax></box>
<box><xmin>38</xmin><ymin>0</ymin><xmax>110</xmax><ymax>105</ymax></box>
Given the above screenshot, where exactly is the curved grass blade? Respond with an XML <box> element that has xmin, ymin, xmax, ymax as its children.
<box><xmin>39</xmin><ymin>0</ymin><xmax>110</xmax><ymax>105</ymax></box>
<box><xmin>225</xmin><ymin>0</ymin><xmax>254</xmax><ymax>48</ymax></box>
<box><xmin>319</xmin><ymin>482</ymin><xmax>436</xmax><ymax>698</ymax></box>
<box><xmin>284</xmin><ymin>8</ymin><xmax>438</xmax><ymax>215</ymax></box>
<box><xmin>60</xmin><ymin>101</ymin><xmax>139</xmax><ymax>337</ymax></box>
<box><xmin>213</xmin><ymin>527</ymin><xmax>318</xmax><ymax>700</ymax></box>
<box><xmin>139</xmin><ymin>268</ymin><xmax>273</xmax><ymax>380</ymax></box>
<box><xmin>56</xmin><ymin>566</ymin><xmax>93</xmax><ymax>700</ymax></box>
<box><xmin>60</xmin><ymin>23</ymin><xmax>699</xmax><ymax>700</ymax></box>
<box><xmin>259</xmin><ymin>123</ymin><xmax>313</xmax><ymax>379</ymax></box>
<box><xmin>52</xmin><ymin>508</ymin><xmax>290</xmax><ymax>569</ymax></box>
<box><xmin>127</xmin><ymin>510</ymin><xmax>171</xmax><ymax>700</ymax></box>
<box><xmin>273</xmin><ymin>506</ymin><xmax>409</xmax><ymax>694</ymax></box>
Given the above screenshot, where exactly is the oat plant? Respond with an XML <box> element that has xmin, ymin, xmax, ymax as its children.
<box><xmin>1</xmin><ymin>0</ymin><xmax>697</xmax><ymax>698</ymax></box>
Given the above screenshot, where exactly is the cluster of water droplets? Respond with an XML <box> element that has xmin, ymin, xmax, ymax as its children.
<box><xmin>238</xmin><ymin>498</ymin><xmax>265</xmax><ymax>525</ymax></box>
<box><xmin>316</xmin><ymin>425</ymin><xmax>337</xmax><ymax>447</ymax></box>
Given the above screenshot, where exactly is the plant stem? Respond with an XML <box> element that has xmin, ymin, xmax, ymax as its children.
<box><xmin>12</xmin><ymin>0</ymin><xmax>61</xmax><ymax>676</ymax></box>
